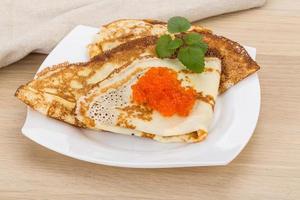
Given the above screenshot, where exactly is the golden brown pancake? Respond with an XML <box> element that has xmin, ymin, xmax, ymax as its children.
<box><xmin>75</xmin><ymin>57</ymin><xmax>221</xmax><ymax>142</ymax></box>
<box><xmin>16</xmin><ymin>37</ymin><xmax>158</xmax><ymax>127</ymax></box>
<box><xmin>88</xmin><ymin>19</ymin><xmax>259</xmax><ymax>93</ymax></box>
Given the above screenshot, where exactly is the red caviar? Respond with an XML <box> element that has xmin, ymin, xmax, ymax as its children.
<box><xmin>131</xmin><ymin>67</ymin><xmax>197</xmax><ymax>117</ymax></box>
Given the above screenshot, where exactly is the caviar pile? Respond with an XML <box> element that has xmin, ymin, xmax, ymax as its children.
<box><xmin>131</xmin><ymin>67</ymin><xmax>197</xmax><ymax>117</ymax></box>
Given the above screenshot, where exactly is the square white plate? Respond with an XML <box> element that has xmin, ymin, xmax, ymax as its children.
<box><xmin>22</xmin><ymin>25</ymin><xmax>260</xmax><ymax>168</ymax></box>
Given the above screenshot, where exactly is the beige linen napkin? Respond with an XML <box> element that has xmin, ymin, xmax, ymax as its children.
<box><xmin>0</xmin><ymin>0</ymin><xmax>265</xmax><ymax>68</ymax></box>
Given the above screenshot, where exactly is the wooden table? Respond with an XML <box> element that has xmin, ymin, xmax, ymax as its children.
<box><xmin>0</xmin><ymin>0</ymin><xmax>299</xmax><ymax>199</ymax></box>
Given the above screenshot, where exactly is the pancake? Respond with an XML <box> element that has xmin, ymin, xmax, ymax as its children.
<box><xmin>88</xmin><ymin>19</ymin><xmax>259</xmax><ymax>93</ymax></box>
<box><xmin>15</xmin><ymin>36</ymin><xmax>158</xmax><ymax>127</ymax></box>
<box><xmin>88</xmin><ymin>19</ymin><xmax>209</xmax><ymax>58</ymax></box>
<box><xmin>76</xmin><ymin>57</ymin><xmax>221</xmax><ymax>142</ymax></box>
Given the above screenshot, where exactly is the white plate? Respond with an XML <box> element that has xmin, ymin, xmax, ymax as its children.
<box><xmin>22</xmin><ymin>25</ymin><xmax>260</xmax><ymax>168</ymax></box>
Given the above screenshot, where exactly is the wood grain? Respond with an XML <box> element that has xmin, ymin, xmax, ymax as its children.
<box><xmin>0</xmin><ymin>0</ymin><xmax>299</xmax><ymax>199</ymax></box>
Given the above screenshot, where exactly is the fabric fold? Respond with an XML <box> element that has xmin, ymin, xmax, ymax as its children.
<box><xmin>0</xmin><ymin>0</ymin><xmax>266</xmax><ymax>68</ymax></box>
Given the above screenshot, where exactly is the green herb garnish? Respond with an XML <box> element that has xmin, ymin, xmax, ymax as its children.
<box><xmin>183</xmin><ymin>33</ymin><xmax>202</xmax><ymax>45</ymax></box>
<box><xmin>156</xmin><ymin>16</ymin><xmax>208</xmax><ymax>73</ymax></box>
<box><xmin>178</xmin><ymin>46</ymin><xmax>205</xmax><ymax>73</ymax></box>
<box><xmin>167</xmin><ymin>16</ymin><xmax>191</xmax><ymax>33</ymax></box>
<box><xmin>167</xmin><ymin>38</ymin><xmax>183</xmax><ymax>50</ymax></box>
<box><xmin>156</xmin><ymin>35</ymin><xmax>175</xmax><ymax>58</ymax></box>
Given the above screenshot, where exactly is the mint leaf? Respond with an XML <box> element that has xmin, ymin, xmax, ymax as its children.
<box><xmin>167</xmin><ymin>38</ymin><xmax>183</xmax><ymax>49</ymax></box>
<box><xmin>178</xmin><ymin>46</ymin><xmax>205</xmax><ymax>73</ymax></box>
<box><xmin>183</xmin><ymin>33</ymin><xmax>203</xmax><ymax>45</ymax></box>
<box><xmin>168</xmin><ymin>16</ymin><xmax>191</xmax><ymax>33</ymax></box>
<box><xmin>191</xmin><ymin>42</ymin><xmax>208</xmax><ymax>54</ymax></box>
<box><xmin>156</xmin><ymin>35</ymin><xmax>175</xmax><ymax>58</ymax></box>
<box><xmin>183</xmin><ymin>33</ymin><xmax>208</xmax><ymax>53</ymax></box>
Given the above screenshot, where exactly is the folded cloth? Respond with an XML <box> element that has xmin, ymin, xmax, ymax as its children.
<box><xmin>0</xmin><ymin>0</ymin><xmax>265</xmax><ymax>68</ymax></box>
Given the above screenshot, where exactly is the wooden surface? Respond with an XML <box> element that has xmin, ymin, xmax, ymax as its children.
<box><xmin>0</xmin><ymin>0</ymin><xmax>299</xmax><ymax>199</ymax></box>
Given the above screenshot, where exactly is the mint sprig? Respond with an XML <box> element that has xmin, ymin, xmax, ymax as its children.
<box><xmin>155</xmin><ymin>35</ymin><xmax>175</xmax><ymax>58</ymax></box>
<box><xmin>183</xmin><ymin>33</ymin><xmax>202</xmax><ymax>45</ymax></box>
<box><xmin>167</xmin><ymin>16</ymin><xmax>191</xmax><ymax>33</ymax></box>
<box><xmin>167</xmin><ymin>38</ymin><xmax>183</xmax><ymax>50</ymax></box>
<box><xmin>156</xmin><ymin>16</ymin><xmax>208</xmax><ymax>73</ymax></box>
<box><xmin>178</xmin><ymin>46</ymin><xmax>205</xmax><ymax>73</ymax></box>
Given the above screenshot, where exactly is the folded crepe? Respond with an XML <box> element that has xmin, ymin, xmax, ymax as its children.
<box><xmin>76</xmin><ymin>54</ymin><xmax>221</xmax><ymax>142</ymax></box>
<box><xmin>88</xmin><ymin>19</ymin><xmax>259</xmax><ymax>93</ymax></box>
<box><xmin>15</xmin><ymin>19</ymin><xmax>260</xmax><ymax>142</ymax></box>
